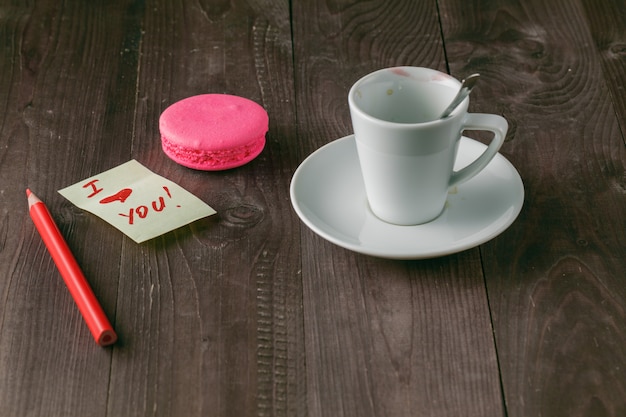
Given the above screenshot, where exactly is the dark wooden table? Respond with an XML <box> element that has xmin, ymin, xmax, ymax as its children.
<box><xmin>1</xmin><ymin>1</ymin><xmax>625</xmax><ymax>416</ymax></box>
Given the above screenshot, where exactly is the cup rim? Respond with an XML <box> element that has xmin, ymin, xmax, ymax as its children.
<box><xmin>348</xmin><ymin>66</ymin><xmax>466</xmax><ymax>127</ymax></box>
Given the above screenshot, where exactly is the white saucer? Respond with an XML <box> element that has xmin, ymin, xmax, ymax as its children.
<box><xmin>290</xmin><ymin>135</ymin><xmax>524</xmax><ymax>259</ymax></box>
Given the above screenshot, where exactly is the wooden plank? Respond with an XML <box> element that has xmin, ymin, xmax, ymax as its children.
<box><xmin>581</xmin><ymin>0</ymin><xmax>626</xmax><ymax>138</ymax></box>
<box><xmin>291</xmin><ymin>1</ymin><xmax>504</xmax><ymax>416</ymax></box>
<box><xmin>439</xmin><ymin>0</ymin><xmax>626</xmax><ymax>416</ymax></box>
<box><xmin>301</xmin><ymin>249</ymin><xmax>505</xmax><ymax>417</ymax></box>
<box><xmin>0</xmin><ymin>1</ymin><xmax>140</xmax><ymax>416</ymax></box>
<box><xmin>105</xmin><ymin>0</ymin><xmax>305</xmax><ymax>416</ymax></box>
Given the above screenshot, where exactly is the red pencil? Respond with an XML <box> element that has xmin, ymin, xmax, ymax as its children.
<box><xmin>26</xmin><ymin>189</ymin><xmax>117</xmax><ymax>347</ymax></box>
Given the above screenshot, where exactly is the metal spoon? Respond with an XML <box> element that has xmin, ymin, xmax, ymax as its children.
<box><xmin>438</xmin><ymin>73</ymin><xmax>480</xmax><ymax>119</ymax></box>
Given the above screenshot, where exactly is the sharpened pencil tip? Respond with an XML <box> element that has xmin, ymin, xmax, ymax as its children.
<box><xmin>26</xmin><ymin>188</ymin><xmax>32</xmax><ymax>197</ymax></box>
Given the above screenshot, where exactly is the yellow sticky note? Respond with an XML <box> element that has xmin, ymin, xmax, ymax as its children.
<box><xmin>58</xmin><ymin>160</ymin><xmax>216</xmax><ymax>243</ymax></box>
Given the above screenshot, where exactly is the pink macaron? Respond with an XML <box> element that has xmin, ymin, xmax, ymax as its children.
<box><xmin>159</xmin><ymin>94</ymin><xmax>269</xmax><ymax>170</ymax></box>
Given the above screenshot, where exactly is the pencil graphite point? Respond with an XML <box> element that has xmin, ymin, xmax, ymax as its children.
<box><xmin>26</xmin><ymin>189</ymin><xmax>42</xmax><ymax>208</ymax></box>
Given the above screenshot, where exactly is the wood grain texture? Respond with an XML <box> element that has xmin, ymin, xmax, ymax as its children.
<box><xmin>103</xmin><ymin>0</ymin><xmax>305</xmax><ymax>416</ymax></box>
<box><xmin>300</xmin><ymin>247</ymin><xmax>505</xmax><ymax>417</ymax></box>
<box><xmin>292</xmin><ymin>0</ymin><xmax>448</xmax><ymax>153</ymax></box>
<box><xmin>2</xmin><ymin>0</ymin><xmax>626</xmax><ymax>416</ymax></box>
<box><xmin>1</xmin><ymin>0</ymin><xmax>305</xmax><ymax>416</ymax></box>
<box><xmin>581</xmin><ymin>0</ymin><xmax>626</xmax><ymax>139</ymax></box>
<box><xmin>0</xmin><ymin>1</ymin><xmax>136</xmax><ymax>416</ymax></box>
<box><xmin>291</xmin><ymin>1</ymin><xmax>503</xmax><ymax>416</ymax></box>
<box><xmin>439</xmin><ymin>0</ymin><xmax>626</xmax><ymax>416</ymax></box>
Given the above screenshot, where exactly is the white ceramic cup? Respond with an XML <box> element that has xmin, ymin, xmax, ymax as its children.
<box><xmin>348</xmin><ymin>66</ymin><xmax>508</xmax><ymax>225</ymax></box>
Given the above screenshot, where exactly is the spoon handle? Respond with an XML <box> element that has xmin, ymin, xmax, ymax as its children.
<box><xmin>439</xmin><ymin>73</ymin><xmax>480</xmax><ymax>119</ymax></box>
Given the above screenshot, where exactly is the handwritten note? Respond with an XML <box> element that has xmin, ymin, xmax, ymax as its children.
<box><xmin>58</xmin><ymin>160</ymin><xmax>216</xmax><ymax>243</ymax></box>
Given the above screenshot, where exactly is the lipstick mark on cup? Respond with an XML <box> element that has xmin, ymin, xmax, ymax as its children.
<box><xmin>389</xmin><ymin>67</ymin><xmax>411</xmax><ymax>77</ymax></box>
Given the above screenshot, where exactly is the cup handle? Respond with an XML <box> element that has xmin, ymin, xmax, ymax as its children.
<box><xmin>449</xmin><ymin>113</ymin><xmax>508</xmax><ymax>187</ymax></box>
